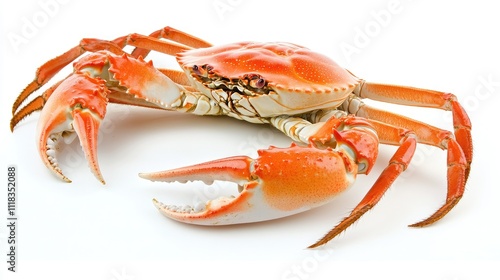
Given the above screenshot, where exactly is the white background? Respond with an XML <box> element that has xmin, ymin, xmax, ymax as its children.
<box><xmin>1</xmin><ymin>0</ymin><xmax>498</xmax><ymax>279</ymax></box>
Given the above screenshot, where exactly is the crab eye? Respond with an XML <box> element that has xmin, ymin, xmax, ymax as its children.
<box><xmin>248</xmin><ymin>75</ymin><xmax>266</xmax><ymax>89</ymax></box>
<box><xmin>192</xmin><ymin>64</ymin><xmax>213</xmax><ymax>77</ymax></box>
<box><xmin>255</xmin><ymin>78</ymin><xmax>266</xmax><ymax>89</ymax></box>
<box><xmin>192</xmin><ymin>65</ymin><xmax>201</xmax><ymax>75</ymax></box>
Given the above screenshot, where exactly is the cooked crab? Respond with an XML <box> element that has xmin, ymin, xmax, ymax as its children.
<box><xmin>11</xmin><ymin>26</ymin><xmax>472</xmax><ymax>247</ymax></box>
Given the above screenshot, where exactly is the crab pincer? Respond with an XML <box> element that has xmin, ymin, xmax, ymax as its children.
<box><xmin>37</xmin><ymin>74</ymin><xmax>109</xmax><ymax>184</ymax></box>
<box><xmin>140</xmin><ymin>144</ymin><xmax>358</xmax><ymax>226</ymax></box>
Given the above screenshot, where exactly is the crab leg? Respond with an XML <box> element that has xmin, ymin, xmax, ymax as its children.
<box><xmin>308</xmin><ymin>122</ymin><xmax>417</xmax><ymax>248</ymax></box>
<box><xmin>269</xmin><ymin>108</ymin><xmax>466</xmax><ymax>245</ymax></box>
<box><xmin>125</xmin><ymin>26</ymin><xmax>212</xmax><ymax>58</ymax></box>
<box><xmin>11</xmin><ymin>26</ymin><xmax>207</xmax><ymax>129</ymax></box>
<box><xmin>11</xmin><ymin>39</ymin><xmax>128</xmax><ymax>119</ymax></box>
<box><xmin>355</xmin><ymin>82</ymin><xmax>472</xmax><ymax>178</ymax></box>
<box><xmin>341</xmin><ymin>91</ymin><xmax>470</xmax><ymax>227</ymax></box>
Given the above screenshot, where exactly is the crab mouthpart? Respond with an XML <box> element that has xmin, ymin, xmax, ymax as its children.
<box><xmin>192</xmin><ymin>69</ymin><xmax>272</xmax><ymax>96</ymax></box>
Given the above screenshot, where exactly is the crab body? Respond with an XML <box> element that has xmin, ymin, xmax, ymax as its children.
<box><xmin>11</xmin><ymin>27</ymin><xmax>472</xmax><ymax>248</ymax></box>
<box><xmin>178</xmin><ymin>42</ymin><xmax>359</xmax><ymax>122</ymax></box>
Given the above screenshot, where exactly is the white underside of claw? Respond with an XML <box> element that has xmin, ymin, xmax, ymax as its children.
<box><xmin>45</xmin><ymin>136</ymin><xmax>62</xmax><ymax>173</ymax></box>
<box><xmin>37</xmin><ymin>115</ymin><xmax>75</xmax><ymax>182</ymax></box>
<box><xmin>45</xmin><ymin>135</ymin><xmax>65</xmax><ymax>172</ymax></box>
<box><xmin>152</xmin><ymin>181</ymin><xmax>317</xmax><ymax>226</ymax></box>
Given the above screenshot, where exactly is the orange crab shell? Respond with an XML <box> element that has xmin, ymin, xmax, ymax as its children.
<box><xmin>177</xmin><ymin>42</ymin><xmax>360</xmax><ymax>117</ymax></box>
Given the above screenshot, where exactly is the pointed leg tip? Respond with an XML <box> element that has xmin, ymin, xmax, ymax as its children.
<box><xmin>408</xmin><ymin>220</ymin><xmax>429</xmax><ymax>228</ymax></box>
<box><xmin>10</xmin><ymin>115</ymin><xmax>21</xmax><ymax>132</ymax></box>
<box><xmin>408</xmin><ymin>213</ymin><xmax>442</xmax><ymax>228</ymax></box>
<box><xmin>307</xmin><ymin>239</ymin><xmax>328</xmax><ymax>249</ymax></box>
<box><xmin>307</xmin><ymin>244</ymin><xmax>319</xmax><ymax>249</ymax></box>
<box><xmin>408</xmin><ymin>198</ymin><xmax>461</xmax><ymax>228</ymax></box>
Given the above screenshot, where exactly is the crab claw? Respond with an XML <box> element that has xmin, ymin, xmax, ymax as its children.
<box><xmin>37</xmin><ymin>73</ymin><xmax>108</xmax><ymax>184</ymax></box>
<box><xmin>140</xmin><ymin>144</ymin><xmax>358</xmax><ymax>225</ymax></box>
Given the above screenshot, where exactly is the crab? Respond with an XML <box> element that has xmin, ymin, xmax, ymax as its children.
<box><xmin>10</xmin><ymin>26</ymin><xmax>472</xmax><ymax>248</ymax></box>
